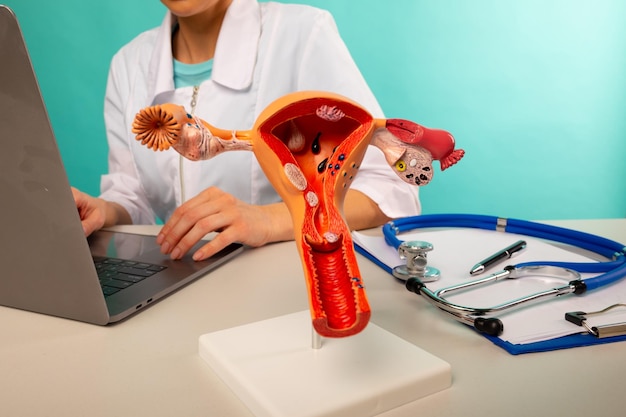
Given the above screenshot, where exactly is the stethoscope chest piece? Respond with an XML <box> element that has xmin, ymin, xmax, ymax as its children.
<box><xmin>392</xmin><ymin>240</ymin><xmax>441</xmax><ymax>282</ymax></box>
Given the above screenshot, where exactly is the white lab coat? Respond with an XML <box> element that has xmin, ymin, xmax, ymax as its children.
<box><xmin>100</xmin><ymin>0</ymin><xmax>421</xmax><ymax>224</ymax></box>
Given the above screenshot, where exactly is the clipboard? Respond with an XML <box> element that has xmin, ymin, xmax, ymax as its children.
<box><xmin>481</xmin><ymin>331</ymin><xmax>626</xmax><ymax>355</ymax></box>
<box><xmin>353</xmin><ymin>228</ymin><xmax>626</xmax><ymax>355</ymax></box>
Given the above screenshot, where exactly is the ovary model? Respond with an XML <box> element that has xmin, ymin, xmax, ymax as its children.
<box><xmin>132</xmin><ymin>91</ymin><xmax>464</xmax><ymax>338</ymax></box>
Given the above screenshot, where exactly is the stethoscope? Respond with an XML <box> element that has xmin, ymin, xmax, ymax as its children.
<box><xmin>382</xmin><ymin>214</ymin><xmax>626</xmax><ymax>336</ymax></box>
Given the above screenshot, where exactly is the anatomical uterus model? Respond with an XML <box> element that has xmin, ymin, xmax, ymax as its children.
<box><xmin>132</xmin><ymin>91</ymin><xmax>464</xmax><ymax>338</ymax></box>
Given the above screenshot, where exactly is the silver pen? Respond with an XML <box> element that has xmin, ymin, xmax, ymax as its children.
<box><xmin>469</xmin><ymin>240</ymin><xmax>527</xmax><ymax>275</ymax></box>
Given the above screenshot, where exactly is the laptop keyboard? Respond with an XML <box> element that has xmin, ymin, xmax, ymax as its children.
<box><xmin>94</xmin><ymin>257</ymin><xmax>167</xmax><ymax>297</ymax></box>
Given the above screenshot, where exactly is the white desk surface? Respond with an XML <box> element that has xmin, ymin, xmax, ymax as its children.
<box><xmin>1</xmin><ymin>219</ymin><xmax>625</xmax><ymax>417</ymax></box>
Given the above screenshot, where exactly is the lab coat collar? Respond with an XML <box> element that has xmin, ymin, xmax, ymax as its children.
<box><xmin>147</xmin><ymin>0</ymin><xmax>261</xmax><ymax>101</ymax></box>
<box><xmin>214</xmin><ymin>0</ymin><xmax>260</xmax><ymax>90</ymax></box>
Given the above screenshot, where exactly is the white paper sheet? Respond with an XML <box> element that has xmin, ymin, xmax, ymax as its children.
<box><xmin>353</xmin><ymin>228</ymin><xmax>626</xmax><ymax>345</ymax></box>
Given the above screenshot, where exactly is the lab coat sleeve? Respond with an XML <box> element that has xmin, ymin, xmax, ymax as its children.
<box><xmin>98</xmin><ymin>53</ymin><xmax>156</xmax><ymax>225</ymax></box>
<box><xmin>296</xmin><ymin>11</ymin><xmax>421</xmax><ymax>218</ymax></box>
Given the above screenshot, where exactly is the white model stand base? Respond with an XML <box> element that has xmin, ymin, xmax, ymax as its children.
<box><xmin>199</xmin><ymin>311</ymin><xmax>451</xmax><ymax>417</ymax></box>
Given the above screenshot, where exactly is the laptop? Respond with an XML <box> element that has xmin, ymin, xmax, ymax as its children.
<box><xmin>0</xmin><ymin>5</ymin><xmax>244</xmax><ymax>325</ymax></box>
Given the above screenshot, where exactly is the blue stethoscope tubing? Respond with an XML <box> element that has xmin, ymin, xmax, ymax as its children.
<box><xmin>384</xmin><ymin>214</ymin><xmax>626</xmax><ymax>291</ymax></box>
<box><xmin>382</xmin><ymin>214</ymin><xmax>626</xmax><ymax>335</ymax></box>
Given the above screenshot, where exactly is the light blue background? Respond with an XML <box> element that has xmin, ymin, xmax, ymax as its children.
<box><xmin>8</xmin><ymin>0</ymin><xmax>626</xmax><ymax>220</ymax></box>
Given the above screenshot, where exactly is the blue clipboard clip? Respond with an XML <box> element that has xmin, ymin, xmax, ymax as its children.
<box><xmin>565</xmin><ymin>304</ymin><xmax>626</xmax><ymax>338</ymax></box>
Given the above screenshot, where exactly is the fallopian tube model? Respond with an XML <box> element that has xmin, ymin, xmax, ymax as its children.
<box><xmin>132</xmin><ymin>91</ymin><xmax>464</xmax><ymax>338</ymax></box>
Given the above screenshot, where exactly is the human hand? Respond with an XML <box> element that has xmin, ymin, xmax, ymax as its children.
<box><xmin>71</xmin><ymin>187</ymin><xmax>107</xmax><ymax>236</ymax></box>
<box><xmin>157</xmin><ymin>187</ymin><xmax>293</xmax><ymax>261</ymax></box>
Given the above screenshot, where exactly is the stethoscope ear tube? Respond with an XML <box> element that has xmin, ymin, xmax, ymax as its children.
<box><xmin>405</xmin><ymin>277</ymin><xmax>504</xmax><ymax>336</ymax></box>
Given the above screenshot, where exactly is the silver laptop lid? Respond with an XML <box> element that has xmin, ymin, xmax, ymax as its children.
<box><xmin>0</xmin><ymin>5</ymin><xmax>110</xmax><ymax>323</ymax></box>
